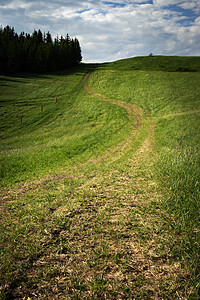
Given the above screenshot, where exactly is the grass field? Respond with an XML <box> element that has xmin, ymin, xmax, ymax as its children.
<box><xmin>0</xmin><ymin>67</ymin><xmax>129</xmax><ymax>185</ymax></box>
<box><xmin>0</xmin><ymin>56</ymin><xmax>200</xmax><ymax>299</ymax></box>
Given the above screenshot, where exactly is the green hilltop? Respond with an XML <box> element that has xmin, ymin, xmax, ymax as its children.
<box><xmin>102</xmin><ymin>55</ymin><xmax>200</xmax><ymax>71</ymax></box>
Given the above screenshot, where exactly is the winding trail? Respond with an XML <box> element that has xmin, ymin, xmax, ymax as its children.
<box><xmin>82</xmin><ymin>72</ymin><xmax>153</xmax><ymax>160</ymax></box>
<box><xmin>82</xmin><ymin>72</ymin><xmax>143</xmax><ymax>130</ymax></box>
<box><xmin>1</xmin><ymin>72</ymin><xmax>188</xmax><ymax>299</ymax></box>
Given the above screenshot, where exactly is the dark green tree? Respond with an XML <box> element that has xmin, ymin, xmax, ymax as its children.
<box><xmin>0</xmin><ymin>25</ymin><xmax>82</xmax><ymax>74</ymax></box>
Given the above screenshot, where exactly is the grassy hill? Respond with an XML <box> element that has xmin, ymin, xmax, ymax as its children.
<box><xmin>0</xmin><ymin>56</ymin><xmax>200</xmax><ymax>298</ymax></box>
<box><xmin>0</xmin><ymin>68</ymin><xmax>129</xmax><ymax>185</ymax></box>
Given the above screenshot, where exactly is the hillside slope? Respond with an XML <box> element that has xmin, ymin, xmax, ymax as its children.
<box><xmin>0</xmin><ymin>56</ymin><xmax>200</xmax><ymax>299</ymax></box>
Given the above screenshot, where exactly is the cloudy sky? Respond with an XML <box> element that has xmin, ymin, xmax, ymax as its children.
<box><xmin>0</xmin><ymin>0</ymin><xmax>200</xmax><ymax>62</ymax></box>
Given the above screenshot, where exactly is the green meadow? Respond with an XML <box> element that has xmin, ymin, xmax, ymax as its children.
<box><xmin>0</xmin><ymin>67</ymin><xmax>129</xmax><ymax>185</ymax></box>
<box><xmin>0</xmin><ymin>56</ymin><xmax>200</xmax><ymax>299</ymax></box>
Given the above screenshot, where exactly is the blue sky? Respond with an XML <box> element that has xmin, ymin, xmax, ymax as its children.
<box><xmin>0</xmin><ymin>0</ymin><xmax>199</xmax><ymax>62</ymax></box>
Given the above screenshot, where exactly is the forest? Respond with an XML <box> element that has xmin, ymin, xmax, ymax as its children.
<box><xmin>0</xmin><ymin>25</ymin><xmax>82</xmax><ymax>74</ymax></box>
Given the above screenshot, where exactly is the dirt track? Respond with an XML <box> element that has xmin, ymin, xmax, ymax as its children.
<box><xmin>0</xmin><ymin>72</ymin><xmax>189</xmax><ymax>299</ymax></box>
<box><xmin>82</xmin><ymin>72</ymin><xmax>154</xmax><ymax>157</ymax></box>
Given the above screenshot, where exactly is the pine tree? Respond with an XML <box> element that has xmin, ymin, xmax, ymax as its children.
<box><xmin>0</xmin><ymin>26</ymin><xmax>82</xmax><ymax>74</ymax></box>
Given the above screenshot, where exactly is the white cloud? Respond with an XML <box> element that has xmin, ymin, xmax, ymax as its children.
<box><xmin>180</xmin><ymin>2</ymin><xmax>195</xmax><ymax>10</ymax></box>
<box><xmin>195</xmin><ymin>17</ymin><xmax>200</xmax><ymax>25</ymax></box>
<box><xmin>153</xmin><ymin>0</ymin><xmax>184</xmax><ymax>6</ymax></box>
<box><xmin>153</xmin><ymin>0</ymin><xmax>200</xmax><ymax>14</ymax></box>
<box><xmin>0</xmin><ymin>0</ymin><xmax>33</xmax><ymax>9</ymax></box>
<box><xmin>180</xmin><ymin>1</ymin><xmax>200</xmax><ymax>14</ymax></box>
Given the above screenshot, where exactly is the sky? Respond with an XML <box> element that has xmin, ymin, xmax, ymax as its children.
<box><xmin>0</xmin><ymin>0</ymin><xmax>200</xmax><ymax>62</ymax></box>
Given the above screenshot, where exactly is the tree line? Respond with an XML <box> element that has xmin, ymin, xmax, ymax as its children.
<box><xmin>0</xmin><ymin>25</ymin><xmax>82</xmax><ymax>74</ymax></box>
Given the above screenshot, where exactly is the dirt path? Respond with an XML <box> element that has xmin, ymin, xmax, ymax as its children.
<box><xmin>47</xmin><ymin>72</ymin><xmax>187</xmax><ymax>299</ymax></box>
<box><xmin>1</xmin><ymin>73</ymin><xmax>189</xmax><ymax>299</ymax></box>
<box><xmin>82</xmin><ymin>72</ymin><xmax>152</xmax><ymax>160</ymax></box>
